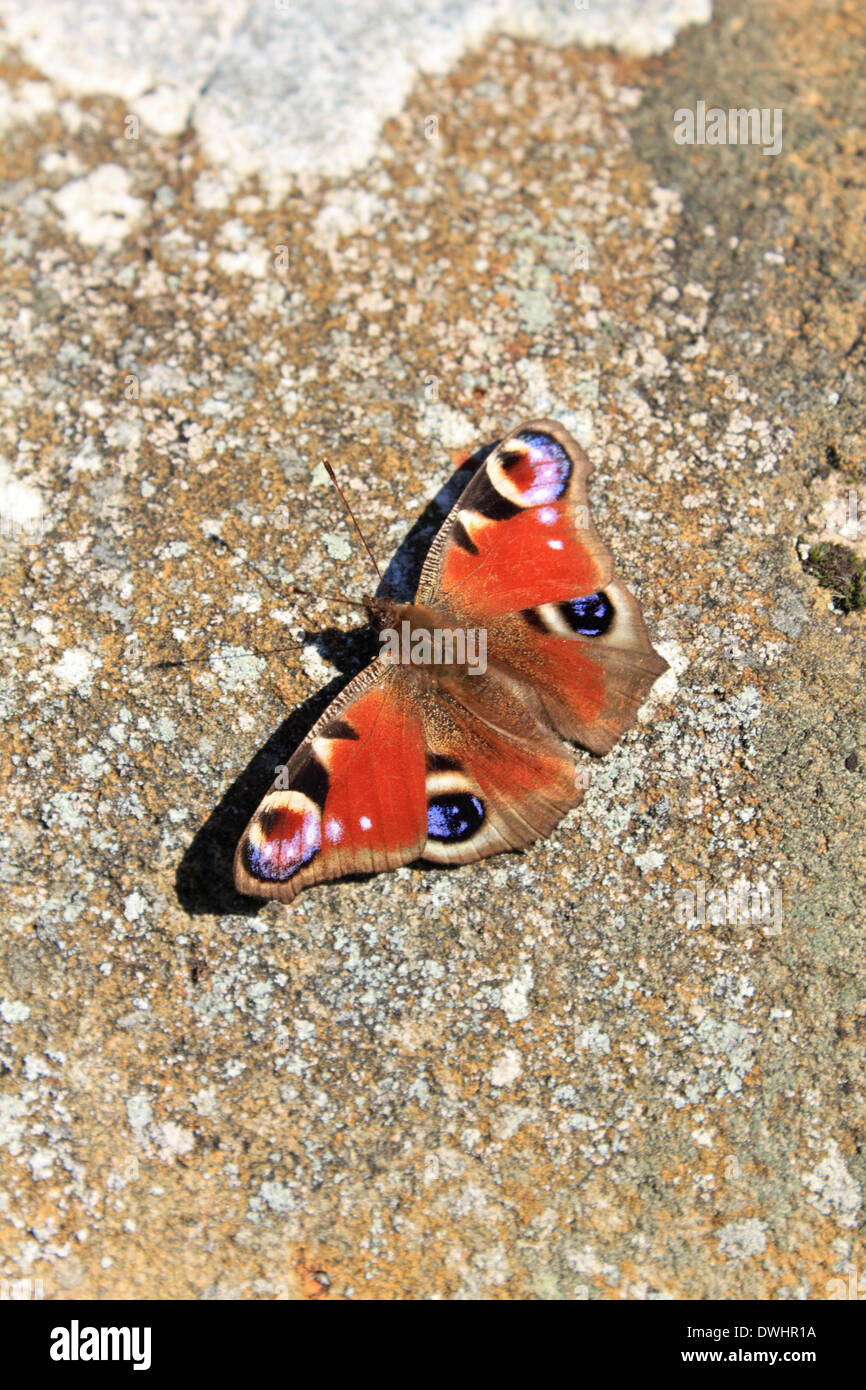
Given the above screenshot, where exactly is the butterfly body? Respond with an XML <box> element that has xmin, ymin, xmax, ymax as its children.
<box><xmin>234</xmin><ymin>421</ymin><xmax>668</xmax><ymax>903</ymax></box>
<box><xmin>364</xmin><ymin>596</ymin><xmax>487</xmax><ymax>683</ymax></box>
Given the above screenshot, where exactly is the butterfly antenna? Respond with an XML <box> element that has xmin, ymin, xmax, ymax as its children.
<box><xmin>321</xmin><ymin>457</ymin><xmax>384</xmax><ymax>587</ymax></box>
<box><xmin>289</xmin><ymin>582</ymin><xmax>368</xmax><ymax>613</ymax></box>
<box><xmin>150</xmin><ymin>644</ymin><xmax>302</xmax><ymax>671</ymax></box>
<box><xmin>206</xmin><ymin>533</ymin><xmax>367</xmax><ymax>612</ymax></box>
<box><xmin>146</xmin><ymin>537</ymin><xmax>370</xmax><ymax>671</ymax></box>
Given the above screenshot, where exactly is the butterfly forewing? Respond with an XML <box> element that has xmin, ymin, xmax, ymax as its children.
<box><xmin>233</xmin><ymin>664</ymin><xmax>428</xmax><ymax>903</ymax></box>
<box><xmin>417</xmin><ymin>419</ymin><xmax>613</xmax><ymax>615</ymax></box>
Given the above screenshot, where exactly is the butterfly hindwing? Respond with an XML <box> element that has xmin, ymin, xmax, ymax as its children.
<box><xmin>484</xmin><ymin>578</ymin><xmax>669</xmax><ymax>755</ymax></box>
<box><xmin>419</xmin><ymin>670</ymin><xmax>582</xmax><ymax>866</ymax></box>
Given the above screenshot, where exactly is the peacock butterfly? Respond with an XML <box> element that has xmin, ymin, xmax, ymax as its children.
<box><xmin>234</xmin><ymin>420</ymin><xmax>668</xmax><ymax>903</ymax></box>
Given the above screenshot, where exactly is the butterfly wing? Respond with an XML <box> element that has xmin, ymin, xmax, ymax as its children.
<box><xmin>419</xmin><ymin>669</ymin><xmax>581</xmax><ymax>866</ymax></box>
<box><xmin>483</xmin><ymin>579</ymin><xmax>668</xmax><ymax>755</ymax></box>
<box><xmin>418</xmin><ymin>418</ymin><xmax>668</xmax><ymax>755</ymax></box>
<box><xmin>234</xmin><ymin>663</ymin><xmax>428</xmax><ymax>903</ymax></box>
<box><xmin>234</xmin><ymin>659</ymin><xmax>584</xmax><ymax>901</ymax></box>
<box><xmin>417</xmin><ymin>418</ymin><xmax>613</xmax><ymax>615</ymax></box>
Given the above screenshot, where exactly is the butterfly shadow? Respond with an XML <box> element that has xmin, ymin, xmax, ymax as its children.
<box><xmin>175</xmin><ymin>445</ymin><xmax>492</xmax><ymax>916</ymax></box>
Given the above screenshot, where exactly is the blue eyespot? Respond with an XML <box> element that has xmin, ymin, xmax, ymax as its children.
<box><xmin>511</xmin><ymin>431</ymin><xmax>572</xmax><ymax>503</ymax></box>
<box><xmin>427</xmin><ymin>794</ymin><xmax>485</xmax><ymax>843</ymax></box>
<box><xmin>561</xmin><ymin>591</ymin><xmax>614</xmax><ymax>637</ymax></box>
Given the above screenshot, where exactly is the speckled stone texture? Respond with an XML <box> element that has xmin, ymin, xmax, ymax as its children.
<box><xmin>1</xmin><ymin>0</ymin><xmax>864</xmax><ymax>1299</ymax></box>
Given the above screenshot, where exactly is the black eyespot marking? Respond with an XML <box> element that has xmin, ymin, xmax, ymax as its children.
<box><xmin>427</xmin><ymin>793</ymin><xmax>485</xmax><ymax>842</ymax></box>
<box><xmin>426</xmin><ymin>752</ymin><xmax>463</xmax><ymax>772</ymax></box>
<box><xmin>520</xmin><ymin>607</ymin><xmax>547</xmax><ymax>632</ymax></box>
<box><xmin>470</xmin><ymin>472</ymin><xmax>522</xmax><ymax>521</ymax></box>
<box><xmin>560</xmin><ymin>592</ymin><xmax>614</xmax><ymax>637</ymax></box>
<box><xmin>320</xmin><ymin>718</ymin><xmax>360</xmax><ymax>741</ymax></box>
<box><xmin>499</xmin><ymin>446</ymin><xmax>529</xmax><ymax>470</ymax></box>
<box><xmin>258</xmin><ymin>808</ymin><xmax>281</xmax><ymax>837</ymax></box>
<box><xmin>451</xmin><ymin>518</ymin><xmax>479</xmax><ymax>554</ymax></box>
<box><xmin>290</xmin><ymin>754</ymin><xmax>330</xmax><ymax>808</ymax></box>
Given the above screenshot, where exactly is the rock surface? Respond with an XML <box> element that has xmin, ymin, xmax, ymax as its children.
<box><xmin>0</xmin><ymin>0</ymin><xmax>863</xmax><ymax>1299</ymax></box>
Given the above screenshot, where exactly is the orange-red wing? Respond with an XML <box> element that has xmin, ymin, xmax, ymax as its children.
<box><xmin>234</xmin><ymin>666</ymin><xmax>428</xmax><ymax>903</ymax></box>
<box><xmin>417</xmin><ymin>419</ymin><xmax>613</xmax><ymax>616</ymax></box>
<box><xmin>485</xmin><ymin>579</ymin><xmax>669</xmax><ymax>755</ymax></box>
